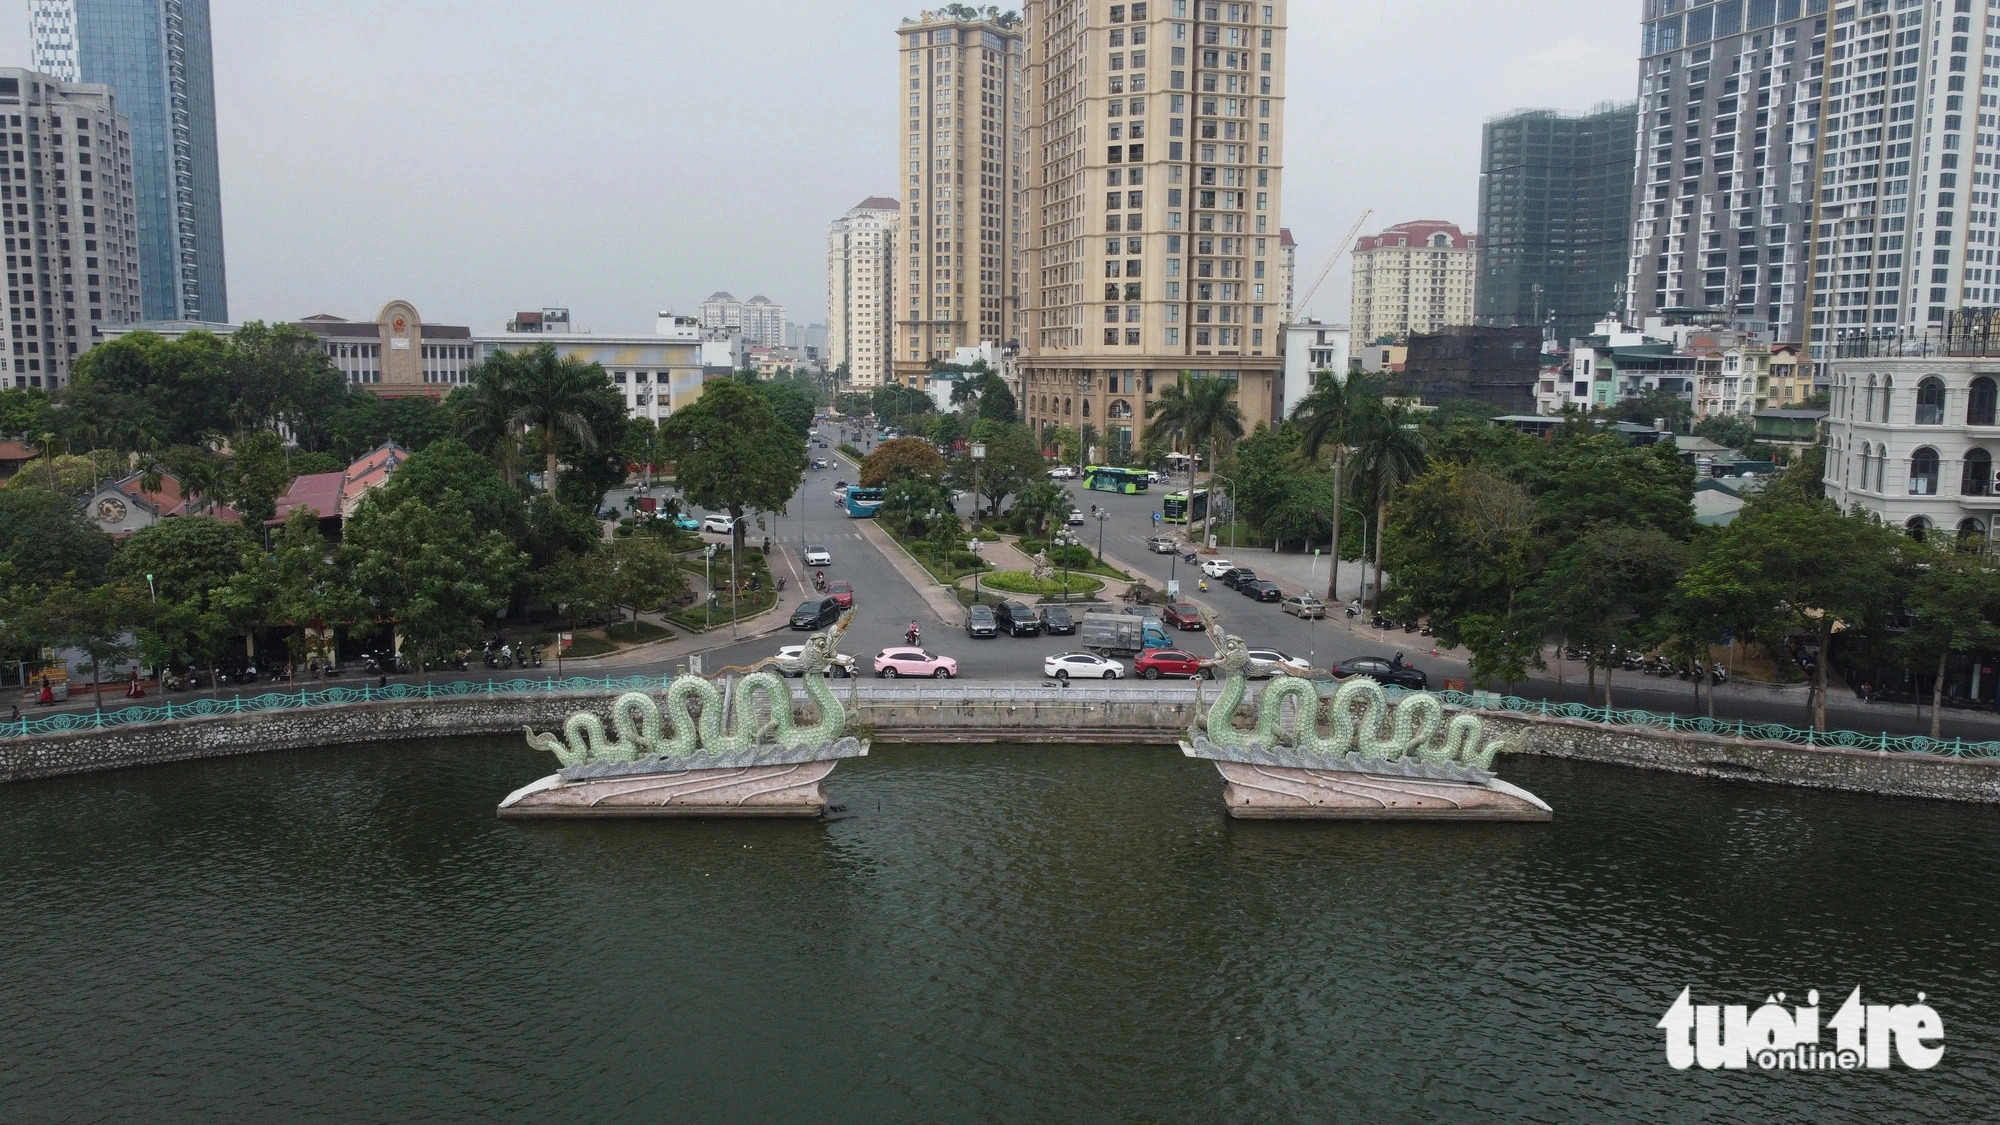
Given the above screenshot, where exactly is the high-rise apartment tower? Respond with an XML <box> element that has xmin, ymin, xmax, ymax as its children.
<box><xmin>31</xmin><ymin>0</ymin><xmax>227</xmax><ymax>324</ymax></box>
<box><xmin>828</xmin><ymin>197</ymin><xmax>901</xmax><ymax>389</ymax></box>
<box><xmin>894</xmin><ymin>10</ymin><xmax>1027</xmax><ymax>386</ymax></box>
<box><xmin>1019</xmin><ymin>0</ymin><xmax>1288</xmax><ymax>457</ymax></box>
<box><xmin>1479</xmin><ymin>103</ymin><xmax>1637</xmax><ymax>343</ymax></box>
<box><xmin>0</xmin><ymin>69</ymin><xmax>142</xmax><ymax>389</ymax></box>
<box><xmin>1350</xmin><ymin>220</ymin><xmax>1480</xmax><ymax>348</ymax></box>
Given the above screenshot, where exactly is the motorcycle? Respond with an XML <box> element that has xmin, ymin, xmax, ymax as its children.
<box><xmin>529</xmin><ymin>646</ymin><xmax>545</xmax><ymax>669</ymax></box>
<box><xmin>1182</xmin><ymin>552</ymin><xmax>1199</xmax><ymax>564</ymax></box>
<box><xmin>905</xmin><ymin>627</ymin><xmax>922</xmax><ymax>647</ymax></box>
<box><xmin>1710</xmin><ymin>663</ymin><xmax>1728</xmax><ymax>686</ymax></box>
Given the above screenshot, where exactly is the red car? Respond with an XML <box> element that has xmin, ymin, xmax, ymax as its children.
<box><xmin>1163</xmin><ymin>602</ymin><xmax>1206</xmax><ymax>631</ymax></box>
<box><xmin>1135</xmin><ymin>648</ymin><xmax>1212</xmax><ymax>680</ymax></box>
<box><xmin>827</xmin><ymin>579</ymin><xmax>855</xmax><ymax>608</ymax></box>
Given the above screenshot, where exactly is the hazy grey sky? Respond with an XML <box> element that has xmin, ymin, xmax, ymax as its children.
<box><xmin>0</xmin><ymin>1</ymin><xmax>1641</xmax><ymax>333</ymax></box>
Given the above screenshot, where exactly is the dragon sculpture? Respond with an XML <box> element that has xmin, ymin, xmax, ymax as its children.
<box><xmin>523</xmin><ymin>615</ymin><xmax>854</xmax><ymax>769</ymax></box>
<box><xmin>1190</xmin><ymin>608</ymin><xmax>1511</xmax><ymax>772</ymax></box>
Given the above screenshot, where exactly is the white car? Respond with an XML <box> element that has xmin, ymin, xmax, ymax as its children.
<box><xmin>1066</xmin><ymin>509</ymin><xmax>1086</xmax><ymax>526</ymax></box>
<box><xmin>804</xmin><ymin>544</ymin><xmax>833</xmax><ymax>566</ymax></box>
<box><xmin>772</xmin><ymin>645</ymin><xmax>855</xmax><ymax>678</ymax></box>
<box><xmin>1048</xmin><ymin>466</ymin><xmax>1079</xmax><ymax>480</ymax></box>
<box><xmin>1046</xmin><ymin>652</ymin><xmax>1125</xmax><ymax>681</ymax></box>
<box><xmin>1147</xmin><ymin>471</ymin><xmax>1168</xmax><ymax>484</ymax></box>
<box><xmin>701</xmin><ymin>515</ymin><xmax>736</xmax><ymax>535</ymax></box>
<box><xmin>1201</xmin><ymin>558</ymin><xmax>1237</xmax><ymax>578</ymax></box>
<box><xmin>1245</xmin><ymin>649</ymin><xmax>1314</xmax><ymax>680</ymax></box>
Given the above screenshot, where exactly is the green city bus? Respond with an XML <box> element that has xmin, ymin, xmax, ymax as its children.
<box><xmin>1085</xmin><ymin>465</ymin><xmax>1151</xmax><ymax>495</ymax></box>
<box><xmin>1162</xmin><ymin>489</ymin><xmax>1209</xmax><ymax>525</ymax></box>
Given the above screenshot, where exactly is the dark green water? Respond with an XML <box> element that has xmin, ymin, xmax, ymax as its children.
<box><xmin>2</xmin><ymin>741</ymin><xmax>1997</xmax><ymax>1122</ymax></box>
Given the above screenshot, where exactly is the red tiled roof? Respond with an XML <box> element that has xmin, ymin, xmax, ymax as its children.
<box><xmin>1279</xmin><ymin>227</ymin><xmax>1296</xmax><ymax>247</ymax></box>
<box><xmin>269</xmin><ymin>471</ymin><xmax>345</xmax><ymax>526</ymax></box>
<box><xmin>1356</xmin><ymin>220</ymin><xmax>1479</xmax><ymax>253</ymax></box>
<box><xmin>0</xmin><ymin>440</ymin><xmax>36</xmax><ymax>461</ymax></box>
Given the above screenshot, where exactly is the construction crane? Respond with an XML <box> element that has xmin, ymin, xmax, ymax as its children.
<box><xmin>1293</xmin><ymin>209</ymin><xmax>1374</xmax><ymax>319</ymax></box>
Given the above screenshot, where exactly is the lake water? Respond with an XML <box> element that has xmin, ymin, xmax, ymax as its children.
<box><xmin>2</xmin><ymin>739</ymin><xmax>1996</xmax><ymax>1122</ymax></box>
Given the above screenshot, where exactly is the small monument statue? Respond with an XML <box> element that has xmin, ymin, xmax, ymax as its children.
<box><xmin>1031</xmin><ymin>550</ymin><xmax>1055</xmax><ymax>584</ymax></box>
<box><xmin>1181</xmin><ymin>609</ymin><xmax>1550</xmax><ymax>821</ymax></box>
<box><xmin>499</xmin><ymin>615</ymin><xmax>866</xmax><ymax>819</ymax></box>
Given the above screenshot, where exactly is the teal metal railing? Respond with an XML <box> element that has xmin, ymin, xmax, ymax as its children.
<box><xmin>4</xmin><ymin>677</ymin><xmax>1999</xmax><ymax>760</ymax></box>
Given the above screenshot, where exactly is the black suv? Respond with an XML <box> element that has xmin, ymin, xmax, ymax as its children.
<box><xmin>790</xmin><ymin>596</ymin><xmax>842</xmax><ymax>630</ymax></box>
<box><xmin>1222</xmin><ymin>567</ymin><xmax>1259</xmax><ymax>590</ymax></box>
<box><xmin>993</xmin><ymin>600</ymin><xmax>1042</xmax><ymax>636</ymax></box>
<box><xmin>1038</xmin><ymin>605</ymin><xmax>1077</xmax><ymax>635</ymax></box>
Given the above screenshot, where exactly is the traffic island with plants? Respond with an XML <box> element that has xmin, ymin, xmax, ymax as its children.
<box><xmin>972</xmin><ymin>569</ymin><xmax>1106</xmax><ymax>601</ymax></box>
<box><xmin>1014</xmin><ymin>539</ymin><xmax>1133</xmax><ymax>582</ymax></box>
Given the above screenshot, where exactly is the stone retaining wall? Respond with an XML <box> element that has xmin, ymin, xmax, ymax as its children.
<box><xmin>6</xmin><ymin>692</ymin><xmax>1999</xmax><ymax>804</ymax></box>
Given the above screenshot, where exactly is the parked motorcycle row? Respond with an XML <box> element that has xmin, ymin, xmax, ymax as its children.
<box><xmin>1562</xmin><ymin>645</ymin><xmax>1729</xmax><ymax>686</ymax></box>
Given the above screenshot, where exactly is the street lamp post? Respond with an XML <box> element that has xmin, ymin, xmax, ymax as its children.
<box><xmin>1095</xmin><ymin>509</ymin><xmax>1110</xmax><ymax>563</ymax></box>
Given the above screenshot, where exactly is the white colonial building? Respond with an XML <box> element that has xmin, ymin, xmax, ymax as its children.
<box><xmin>1825</xmin><ymin>355</ymin><xmax>2000</xmax><ymax>542</ymax></box>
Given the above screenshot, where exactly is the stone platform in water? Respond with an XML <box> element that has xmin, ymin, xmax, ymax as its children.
<box><xmin>1208</xmin><ymin>761</ymin><xmax>1552</xmax><ymax>822</ymax></box>
<box><xmin>498</xmin><ymin>760</ymin><xmax>840</xmax><ymax>819</ymax></box>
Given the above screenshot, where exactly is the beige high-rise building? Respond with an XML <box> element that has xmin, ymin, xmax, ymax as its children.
<box><xmin>1349</xmin><ymin>219</ymin><xmax>1479</xmax><ymax>350</ymax></box>
<box><xmin>827</xmin><ymin>196</ymin><xmax>901</xmax><ymax>389</ymax></box>
<box><xmin>893</xmin><ymin>10</ymin><xmax>1027</xmax><ymax>388</ymax></box>
<box><xmin>1019</xmin><ymin>0</ymin><xmax>1287</xmax><ymax>459</ymax></box>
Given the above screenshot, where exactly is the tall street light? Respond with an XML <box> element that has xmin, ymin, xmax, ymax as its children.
<box><xmin>1095</xmin><ymin>509</ymin><xmax>1110</xmax><ymax>564</ymax></box>
<box><xmin>969</xmin><ymin>442</ymin><xmax>986</xmax><ymax>529</ymax></box>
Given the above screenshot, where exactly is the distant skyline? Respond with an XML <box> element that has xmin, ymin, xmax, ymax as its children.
<box><xmin>0</xmin><ymin>1</ymin><xmax>1639</xmax><ymax>333</ymax></box>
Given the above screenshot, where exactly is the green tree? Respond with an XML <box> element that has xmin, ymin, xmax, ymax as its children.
<box><xmin>835</xmin><ymin>391</ymin><xmax>874</xmax><ymax>417</ymax></box>
<box><xmin>976</xmin><ymin>373</ymin><xmax>1020</xmax><ymax>422</ymax></box>
<box><xmin>347</xmin><ymin>490</ymin><xmax>527</xmax><ymax>672</ymax></box>
<box><xmin>1291</xmin><ymin>371</ymin><xmax>1376</xmax><ymax>599</ymax></box>
<box><xmin>29</xmin><ymin>578</ymin><xmax>136</xmax><ymax>710</ymax></box>
<box><xmin>1144</xmin><ymin>374</ymin><xmax>1244</xmax><ymax>547</ymax></box>
<box><xmin>860</xmin><ymin>436</ymin><xmax>950</xmax><ymax>488</ymax></box>
<box><xmin>0</xmin><ymin>387</ymin><xmax>50</xmax><ymax>436</ymax></box>
<box><xmin>111</xmin><ymin>516</ymin><xmax>257</xmax><ymax>682</ymax></box>
<box><xmin>1899</xmin><ymin>539</ymin><xmax>2000</xmax><ymax>737</ymax></box>
<box><xmin>751</xmin><ymin>380</ymin><xmax>819</xmax><ymax>439</ymax></box>
<box><xmin>536</xmin><ymin>550</ymin><xmax>618</xmax><ymax>632</ymax></box>
<box><xmin>665</xmin><ymin>379</ymin><xmax>808</xmax><ymax>557</ymax></box>
<box><xmin>367</xmin><ymin>438</ymin><xmax>523</xmax><ymax>544</ymax></box>
<box><xmin>226</xmin><ymin>430</ymin><xmax>294</xmax><ymax>524</ymax></box>
<box><xmin>1012</xmin><ymin>478</ymin><xmax>1070</xmax><ymax>539</ymax></box>
<box><xmin>1527</xmin><ymin>431</ymin><xmax>1696</xmax><ymax>543</ymax></box>
<box><xmin>0</xmin><ymin>487</ymin><xmax>114</xmax><ymax>585</ymax></box>
<box><xmin>509</xmin><ymin>345</ymin><xmax>622</xmax><ymax>494</ymax></box>
<box><xmin>1525</xmin><ymin>524</ymin><xmax>1688</xmax><ymax>708</ymax></box>
<box><xmin>954</xmin><ymin>421</ymin><xmax>1044</xmax><ymax>519</ymax></box>
<box><xmin>621</xmin><ymin>418</ymin><xmax>672</xmax><ymax>489</ymax></box>
<box><xmin>608</xmin><ymin>539</ymin><xmax>685</xmax><ymax>627</ymax></box>
<box><xmin>872</xmin><ymin>383</ymin><xmax>935</xmax><ymax>424</ymax></box>
<box><xmin>1609</xmin><ymin>389</ymin><xmax>1694</xmax><ymax>434</ymax></box>
<box><xmin>1349</xmin><ymin>399</ymin><xmax>1429</xmax><ymax>607</ymax></box>
<box><xmin>1678</xmin><ymin>495</ymin><xmax>1905</xmax><ymax>730</ymax></box>
<box><xmin>3</xmin><ymin>450</ymin><xmax>123</xmax><ymax>500</ymax></box>
<box><xmin>229</xmin><ymin>507</ymin><xmax>366</xmax><ymax>674</ymax></box>
<box><xmin>448</xmin><ymin>353</ymin><xmax>530</xmax><ymax>489</ymax></box>
<box><xmin>1383</xmin><ymin>462</ymin><xmax>1540</xmax><ymax>681</ymax></box>
<box><xmin>1692</xmin><ymin>414</ymin><xmax>1755</xmax><ymax>450</ymax></box>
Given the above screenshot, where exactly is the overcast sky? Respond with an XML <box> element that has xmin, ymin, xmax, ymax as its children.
<box><xmin>0</xmin><ymin>1</ymin><xmax>1641</xmax><ymax>333</ymax></box>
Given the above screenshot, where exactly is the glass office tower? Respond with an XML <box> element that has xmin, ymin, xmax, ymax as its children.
<box><xmin>30</xmin><ymin>0</ymin><xmax>226</xmax><ymax>324</ymax></box>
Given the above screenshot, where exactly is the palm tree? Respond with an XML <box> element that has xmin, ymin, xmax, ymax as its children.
<box><xmin>1290</xmin><ymin>370</ymin><xmax>1376</xmax><ymax>602</ymax></box>
<box><xmin>1015</xmin><ymin>479</ymin><xmax>1070</xmax><ymax>540</ymax></box>
<box><xmin>1144</xmin><ymin>374</ymin><xmax>1244</xmax><ymax>547</ymax></box>
<box><xmin>1347</xmin><ymin>399</ymin><xmax>1428</xmax><ymax>609</ymax></box>
<box><xmin>509</xmin><ymin>346</ymin><xmax>613</xmax><ymax>494</ymax></box>
<box><xmin>453</xmin><ymin>353</ymin><xmax>524</xmax><ymax>488</ymax></box>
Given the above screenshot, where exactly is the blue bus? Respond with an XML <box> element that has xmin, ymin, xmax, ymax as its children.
<box><xmin>1085</xmin><ymin>466</ymin><xmax>1151</xmax><ymax>494</ymax></box>
<box><xmin>845</xmin><ymin>487</ymin><xmax>886</xmax><ymax>518</ymax></box>
<box><xmin>1162</xmin><ymin>489</ymin><xmax>1209</xmax><ymax>525</ymax></box>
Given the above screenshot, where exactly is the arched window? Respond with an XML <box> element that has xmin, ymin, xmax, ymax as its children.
<box><xmin>1865</xmin><ymin>375</ymin><xmax>1878</xmax><ymax>422</ymax></box>
<box><xmin>1960</xmin><ymin>518</ymin><xmax>1989</xmax><ymax>542</ymax></box>
<box><xmin>1910</xmin><ymin>447</ymin><xmax>1941</xmax><ymax>496</ymax></box>
<box><xmin>1917</xmin><ymin>377</ymin><xmax>1946</xmax><ymax>425</ymax></box>
<box><xmin>1082</xmin><ymin>399</ymin><xmax>1092</xmax><ymax>418</ymax></box>
<box><xmin>1108</xmin><ymin>399</ymin><xmax>1134</xmax><ymax>420</ymax></box>
<box><xmin>1971</xmin><ymin>377</ymin><xmax>1998</xmax><ymax>426</ymax></box>
<box><xmin>1884</xmin><ymin>376</ymin><xmax>1895</xmax><ymax>421</ymax></box>
<box><xmin>1857</xmin><ymin>443</ymin><xmax>1871</xmax><ymax>490</ymax></box>
<box><xmin>1063</xmin><ymin>397</ymin><xmax>1072</xmax><ymax>416</ymax></box>
<box><xmin>1907</xmin><ymin>515</ymin><xmax>1934</xmax><ymax>542</ymax></box>
<box><xmin>1877</xmin><ymin>447</ymin><xmax>1889</xmax><ymax>492</ymax></box>
<box><xmin>1966</xmin><ymin>448</ymin><xmax>1994</xmax><ymax>497</ymax></box>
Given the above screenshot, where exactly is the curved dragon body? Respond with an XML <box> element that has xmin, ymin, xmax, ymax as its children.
<box><xmin>523</xmin><ymin>618</ymin><xmax>854</xmax><ymax>767</ymax></box>
<box><xmin>1192</xmin><ymin>608</ymin><xmax>1511</xmax><ymax>772</ymax></box>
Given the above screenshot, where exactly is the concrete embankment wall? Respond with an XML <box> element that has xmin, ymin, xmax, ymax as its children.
<box><xmin>6</xmin><ymin>691</ymin><xmax>2000</xmax><ymax>804</ymax></box>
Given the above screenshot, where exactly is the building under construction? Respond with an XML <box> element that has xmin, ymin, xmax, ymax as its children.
<box><xmin>1396</xmin><ymin>326</ymin><xmax>1540</xmax><ymax>414</ymax></box>
<box><xmin>1477</xmin><ymin>103</ymin><xmax>1636</xmax><ymax>344</ymax></box>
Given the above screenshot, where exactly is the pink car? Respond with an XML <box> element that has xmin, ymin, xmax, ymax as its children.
<box><xmin>873</xmin><ymin>647</ymin><xmax>959</xmax><ymax>679</ymax></box>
